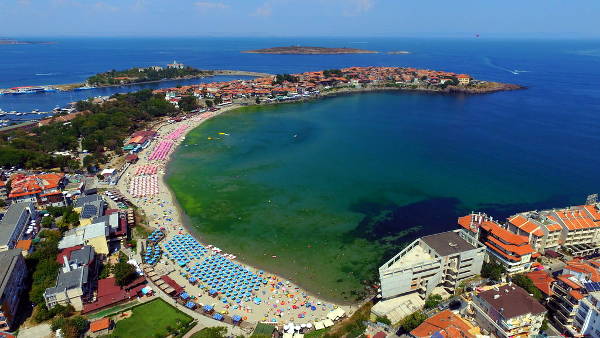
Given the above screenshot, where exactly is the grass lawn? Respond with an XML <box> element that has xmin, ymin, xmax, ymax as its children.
<box><xmin>86</xmin><ymin>300</ymin><xmax>140</xmax><ymax>320</ymax></box>
<box><xmin>109</xmin><ymin>299</ymin><xmax>193</xmax><ymax>337</ymax></box>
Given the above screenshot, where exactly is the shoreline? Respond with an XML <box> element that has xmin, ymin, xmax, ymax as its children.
<box><xmin>0</xmin><ymin>69</ymin><xmax>272</xmax><ymax>93</ymax></box>
<box><xmin>116</xmin><ymin>104</ymin><xmax>358</xmax><ymax>325</ymax></box>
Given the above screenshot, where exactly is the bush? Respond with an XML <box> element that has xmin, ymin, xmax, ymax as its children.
<box><xmin>375</xmin><ymin>315</ymin><xmax>391</xmax><ymax>325</ymax></box>
<box><xmin>113</xmin><ymin>261</ymin><xmax>137</xmax><ymax>286</ymax></box>
<box><xmin>191</xmin><ymin>327</ymin><xmax>227</xmax><ymax>338</ymax></box>
<box><xmin>511</xmin><ymin>274</ymin><xmax>544</xmax><ymax>301</ymax></box>
<box><xmin>424</xmin><ymin>294</ymin><xmax>443</xmax><ymax>309</ymax></box>
<box><xmin>400</xmin><ymin>311</ymin><xmax>427</xmax><ymax>332</ymax></box>
<box><xmin>481</xmin><ymin>261</ymin><xmax>506</xmax><ymax>281</ymax></box>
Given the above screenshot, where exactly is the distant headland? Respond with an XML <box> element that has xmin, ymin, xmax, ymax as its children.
<box><xmin>0</xmin><ymin>38</ymin><xmax>54</xmax><ymax>45</ymax></box>
<box><xmin>242</xmin><ymin>46</ymin><xmax>378</xmax><ymax>55</ymax></box>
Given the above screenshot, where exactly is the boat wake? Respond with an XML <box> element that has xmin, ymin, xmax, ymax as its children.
<box><xmin>35</xmin><ymin>73</ymin><xmax>57</xmax><ymax>76</ymax></box>
<box><xmin>482</xmin><ymin>57</ymin><xmax>529</xmax><ymax>75</ymax></box>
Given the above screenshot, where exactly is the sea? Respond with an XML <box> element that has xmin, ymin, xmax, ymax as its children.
<box><xmin>3</xmin><ymin>37</ymin><xmax>600</xmax><ymax>302</ymax></box>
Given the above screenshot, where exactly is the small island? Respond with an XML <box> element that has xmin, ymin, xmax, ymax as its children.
<box><xmin>242</xmin><ymin>46</ymin><xmax>378</xmax><ymax>55</ymax></box>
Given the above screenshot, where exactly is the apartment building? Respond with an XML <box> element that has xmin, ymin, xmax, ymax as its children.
<box><xmin>459</xmin><ymin>213</ymin><xmax>535</xmax><ymax>274</ymax></box>
<box><xmin>0</xmin><ymin>249</ymin><xmax>28</xmax><ymax>332</ymax></box>
<box><xmin>574</xmin><ymin>285</ymin><xmax>600</xmax><ymax>338</ymax></box>
<box><xmin>549</xmin><ymin>260</ymin><xmax>600</xmax><ymax>335</ymax></box>
<box><xmin>507</xmin><ymin>213</ymin><xmax>562</xmax><ymax>252</ymax></box>
<box><xmin>378</xmin><ymin>230</ymin><xmax>485</xmax><ymax>300</ymax></box>
<box><xmin>472</xmin><ymin>284</ymin><xmax>547</xmax><ymax>338</ymax></box>
<box><xmin>0</xmin><ymin>202</ymin><xmax>36</xmax><ymax>252</ymax></box>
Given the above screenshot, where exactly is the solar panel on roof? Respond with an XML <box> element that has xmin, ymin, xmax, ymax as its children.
<box><xmin>81</xmin><ymin>204</ymin><xmax>98</xmax><ymax>219</ymax></box>
<box><xmin>584</xmin><ymin>282</ymin><xmax>600</xmax><ymax>292</ymax></box>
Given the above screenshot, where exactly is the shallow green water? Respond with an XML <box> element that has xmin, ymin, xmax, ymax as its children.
<box><xmin>166</xmin><ymin>92</ymin><xmax>582</xmax><ymax>302</ymax></box>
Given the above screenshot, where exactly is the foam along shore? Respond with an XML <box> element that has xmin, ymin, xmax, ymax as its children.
<box><xmin>116</xmin><ymin>104</ymin><xmax>354</xmax><ymax>326</ymax></box>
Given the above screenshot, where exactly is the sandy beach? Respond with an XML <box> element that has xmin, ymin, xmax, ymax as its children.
<box><xmin>115</xmin><ymin>104</ymin><xmax>353</xmax><ymax>326</ymax></box>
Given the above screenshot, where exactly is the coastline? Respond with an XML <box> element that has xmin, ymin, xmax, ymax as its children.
<box><xmin>0</xmin><ymin>69</ymin><xmax>272</xmax><ymax>93</ymax></box>
<box><xmin>116</xmin><ymin>104</ymin><xmax>358</xmax><ymax>325</ymax></box>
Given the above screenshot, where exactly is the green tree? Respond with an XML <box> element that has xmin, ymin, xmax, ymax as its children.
<box><xmin>179</xmin><ymin>95</ymin><xmax>199</xmax><ymax>112</ymax></box>
<box><xmin>41</xmin><ymin>216</ymin><xmax>55</xmax><ymax>228</ymax></box>
<box><xmin>113</xmin><ymin>261</ymin><xmax>137</xmax><ymax>286</ymax></box>
<box><xmin>400</xmin><ymin>311</ymin><xmax>427</xmax><ymax>332</ymax></box>
<box><xmin>511</xmin><ymin>274</ymin><xmax>544</xmax><ymax>301</ymax></box>
<box><xmin>205</xmin><ymin>100</ymin><xmax>213</xmax><ymax>108</ymax></box>
<box><xmin>481</xmin><ymin>261</ymin><xmax>506</xmax><ymax>281</ymax></box>
<box><xmin>424</xmin><ymin>294</ymin><xmax>443</xmax><ymax>309</ymax></box>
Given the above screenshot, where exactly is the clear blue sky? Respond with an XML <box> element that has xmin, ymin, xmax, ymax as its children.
<box><xmin>3</xmin><ymin>0</ymin><xmax>599</xmax><ymax>38</ymax></box>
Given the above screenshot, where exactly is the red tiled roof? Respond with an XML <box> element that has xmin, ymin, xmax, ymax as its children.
<box><xmin>55</xmin><ymin>245</ymin><xmax>84</xmax><ymax>264</ymax></box>
<box><xmin>526</xmin><ymin>270</ymin><xmax>554</xmax><ymax>296</ymax></box>
<box><xmin>90</xmin><ymin>317</ymin><xmax>111</xmax><ymax>332</ymax></box>
<box><xmin>410</xmin><ymin>309</ymin><xmax>475</xmax><ymax>338</ymax></box>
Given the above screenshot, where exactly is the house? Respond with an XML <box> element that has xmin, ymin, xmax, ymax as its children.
<box><xmin>472</xmin><ymin>284</ymin><xmax>546</xmax><ymax>338</ymax></box>
<box><xmin>59</xmin><ymin>222</ymin><xmax>109</xmax><ymax>255</ymax></box>
<box><xmin>78</xmin><ymin>199</ymin><xmax>106</xmax><ymax>226</ymax></box>
<box><xmin>89</xmin><ymin>317</ymin><xmax>111</xmax><ymax>335</ymax></box>
<box><xmin>167</xmin><ymin>60</ymin><xmax>184</xmax><ymax>69</ymax></box>
<box><xmin>8</xmin><ymin>173</ymin><xmax>66</xmax><ymax>206</ymax></box>
<box><xmin>457</xmin><ymin>74</ymin><xmax>471</xmax><ymax>85</ymax></box>
<box><xmin>0</xmin><ymin>249</ymin><xmax>28</xmax><ymax>332</ymax></box>
<box><xmin>459</xmin><ymin>213</ymin><xmax>535</xmax><ymax>274</ymax></box>
<box><xmin>410</xmin><ymin>309</ymin><xmax>479</xmax><ymax>338</ymax></box>
<box><xmin>378</xmin><ymin>230</ymin><xmax>485</xmax><ymax>300</ymax></box>
<box><xmin>526</xmin><ymin>270</ymin><xmax>555</xmax><ymax>298</ymax></box>
<box><xmin>0</xmin><ymin>202</ymin><xmax>36</xmax><ymax>252</ymax></box>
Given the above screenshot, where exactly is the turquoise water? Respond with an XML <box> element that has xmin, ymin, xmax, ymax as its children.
<box><xmin>166</xmin><ymin>88</ymin><xmax>599</xmax><ymax>302</ymax></box>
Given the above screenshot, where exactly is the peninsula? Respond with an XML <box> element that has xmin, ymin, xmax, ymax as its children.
<box><xmin>0</xmin><ymin>38</ymin><xmax>53</xmax><ymax>45</ymax></box>
<box><xmin>242</xmin><ymin>46</ymin><xmax>378</xmax><ymax>54</ymax></box>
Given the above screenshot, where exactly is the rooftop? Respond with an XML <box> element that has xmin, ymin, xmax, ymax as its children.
<box><xmin>0</xmin><ymin>249</ymin><xmax>23</xmax><ymax>297</ymax></box>
<box><xmin>421</xmin><ymin>230</ymin><xmax>477</xmax><ymax>256</ymax></box>
<box><xmin>388</xmin><ymin>244</ymin><xmax>433</xmax><ymax>270</ymax></box>
<box><xmin>477</xmin><ymin>284</ymin><xmax>546</xmax><ymax>318</ymax></box>
<box><xmin>0</xmin><ymin>201</ymin><xmax>35</xmax><ymax>247</ymax></box>
<box><xmin>410</xmin><ymin>309</ymin><xmax>476</xmax><ymax>338</ymax></box>
<box><xmin>45</xmin><ymin>266</ymin><xmax>89</xmax><ymax>296</ymax></box>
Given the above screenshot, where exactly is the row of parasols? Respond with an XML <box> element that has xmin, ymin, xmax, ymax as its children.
<box><xmin>128</xmin><ymin>175</ymin><xmax>159</xmax><ymax>197</ymax></box>
<box><xmin>165</xmin><ymin>125</ymin><xmax>189</xmax><ymax>140</ymax></box>
<box><xmin>135</xmin><ymin>164</ymin><xmax>158</xmax><ymax>176</ymax></box>
<box><xmin>148</xmin><ymin>140</ymin><xmax>174</xmax><ymax>161</ymax></box>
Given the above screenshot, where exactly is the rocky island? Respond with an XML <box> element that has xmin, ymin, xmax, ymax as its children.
<box><xmin>0</xmin><ymin>38</ymin><xmax>54</xmax><ymax>45</ymax></box>
<box><xmin>242</xmin><ymin>46</ymin><xmax>378</xmax><ymax>54</ymax></box>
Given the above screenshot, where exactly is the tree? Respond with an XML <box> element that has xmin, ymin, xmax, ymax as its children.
<box><xmin>424</xmin><ymin>294</ymin><xmax>443</xmax><ymax>309</ymax></box>
<box><xmin>179</xmin><ymin>95</ymin><xmax>199</xmax><ymax>112</ymax></box>
<box><xmin>255</xmin><ymin>97</ymin><xmax>261</xmax><ymax>104</ymax></box>
<box><xmin>41</xmin><ymin>216</ymin><xmax>55</xmax><ymax>228</ymax></box>
<box><xmin>205</xmin><ymin>100</ymin><xmax>214</xmax><ymax>108</ymax></box>
<box><xmin>400</xmin><ymin>311</ymin><xmax>427</xmax><ymax>332</ymax></box>
<box><xmin>511</xmin><ymin>274</ymin><xmax>543</xmax><ymax>301</ymax></box>
<box><xmin>190</xmin><ymin>327</ymin><xmax>227</xmax><ymax>338</ymax></box>
<box><xmin>481</xmin><ymin>260</ymin><xmax>506</xmax><ymax>281</ymax></box>
<box><xmin>113</xmin><ymin>261</ymin><xmax>137</xmax><ymax>286</ymax></box>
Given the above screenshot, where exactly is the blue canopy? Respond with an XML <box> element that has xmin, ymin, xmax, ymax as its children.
<box><xmin>185</xmin><ymin>301</ymin><xmax>196</xmax><ymax>309</ymax></box>
<box><xmin>212</xmin><ymin>313</ymin><xmax>224</xmax><ymax>321</ymax></box>
<box><xmin>180</xmin><ymin>292</ymin><xmax>190</xmax><ymax>300</ymax></box>
<box><xmin>232</xmin><ymin>315</ymin><xmax>242</xmax><ymax>321</ymax></box>
<box><xmin>202</xmin><ymin>305</ymin><xmax>214</xmax><ymax>311</ymax></box>
<box><xmin>209</xmin><ymin>289</ymin><xmax>218</xmax><ymax>295</ymax></box>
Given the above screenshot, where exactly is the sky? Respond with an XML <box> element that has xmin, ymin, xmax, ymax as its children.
<box><xmin>2</xmin><ymin>0</ymin><xmax>599</xmax><ymax>38</ymax></box>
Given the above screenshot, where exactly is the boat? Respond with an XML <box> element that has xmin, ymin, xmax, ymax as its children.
<box><xmin>74</xmin><ymin>85</ymin><xmax>96</xmax><ymax>91</ymax></box>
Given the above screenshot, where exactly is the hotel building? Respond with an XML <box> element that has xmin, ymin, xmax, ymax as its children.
<box><xmin>378</xmin><ymin>230</ymin><xmax>485</xmax><ymax>300</ymax></box>
<box><xmin>458</xmin><ymin>213</ymin><xmax>535</xmax><ymax>274</ymax></box>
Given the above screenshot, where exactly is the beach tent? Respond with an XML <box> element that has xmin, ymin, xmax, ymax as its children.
<box><xmin>232</xmin><ymin>315</ymin><xmax>242</xmax><ymax>322</ymax></box>
<box><xmin>185</xmin><ymin>301</ymin><xmax>196</xmax><ymax>309</ymax></box>
<box><xmin>283</xmin><ymin>334</ymin><xmax>294</xmax><ymax>338</ymax></box>
<box><xmin>314</xmin><ymin>321</ymin><xmax>325</xmax><ymax>330</ymax></box>
<box><xmin>202</xmin><ymin>305</ymin><xmax>214</xmax><ymax>312</ymax></box>
<box><xmin>212</xmin><ymin>313</ymin><xmax>224</xmax><ymax>321</ymax></box>
<box><xmin>327</xmin><ymin>308</ymin><xmax>346</xmax><ymax>321</ymax></box>
<box><xmin>180</xmin><ymin>292</ymin><xmax>190</xmax><ymax>300</ymax></box>
<box><xmin>323</xmin><ymin>319</ymin><xmax>334</xmax><ymax>328</ymax></box>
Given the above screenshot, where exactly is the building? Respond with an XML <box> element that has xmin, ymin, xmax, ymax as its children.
<box><xmin>44</xmin><ymin>254</ymin><xmax>93</xmax><ymax>311</ymax></box>
<box><xmin>472</xmin><ymin>284</ymin><xmax>547</xmax><ymax>337</ymax></box>
<box><xmin>59</xmin><ymin>222</ymin><xmax>109</xmax><ymax>255</ymax></box>
<box><xmin>0</xmin><ymin>202</ymin><xmax>36</xmax><ymax>252</ymax></box>
<box><xmin>574</xmin><ymin>284</ymin><xmax>600</xmax><ymax>338</ymax></box>
<box><xmin>379</xmin><ymin>230</ymin><xmax>485</xmax><ymax>300</ymax></box>
<box><xmin>0</xmin><ymin>249</ymin><xmax>27</xmax><ymax>332</ymax></box>
<box><xmin>410</xmin><ymin>309</ymin><xmax>479</xmax><ymax>338</ymax></box>
<box><xmin>8</xmin><ymin>173</ymin><xmax>66</xmax><ymax>206</ymax></box>
<box><xmin>167</xmin><ymin>60</ymin><xmax>184</xmax><ymax>69</ymax></box>
<box><xmin>526</xmin><ymin>270</ymin><xmax>555</xmax><ymax>299</ymax></box>
<box><xmin>77</xmin><ymin>199</ymin><xmax>106</xmax><ymax>226</ymax></box>
<box><xmin>457</xmin><ymin>74</ymin><xmax>471</xmax><ymax>85</ymax></box>
<box><xmin>507</xmin><ymin>212</ymin><xmax>562</xmax><ymax>252</ymax></box>
<box><xmin>549</xmin><ymin>259</ymin><xmax>600</xmax><ymax>335</ymax></box>
<box><xmin>459</xmin><ymin>213</ymin><xmax>535</xmax><ymax>274</ymax></box>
